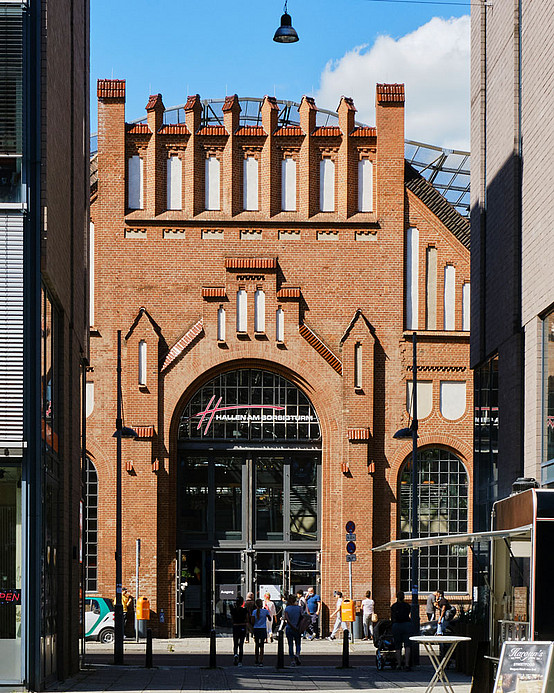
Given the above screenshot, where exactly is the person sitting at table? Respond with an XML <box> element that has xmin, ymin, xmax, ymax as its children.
<box><xmin>390</xmin><ymin>591</ymin><xmax>413</xmax><ymax>671</ymax></box>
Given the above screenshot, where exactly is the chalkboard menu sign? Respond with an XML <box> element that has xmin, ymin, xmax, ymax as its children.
<box><xmin>494</xmin><ymin>641</ymin><xmax>554</xmax><ymax>693</ymax></box>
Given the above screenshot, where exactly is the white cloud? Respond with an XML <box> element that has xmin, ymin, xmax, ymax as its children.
<box><xmin>315</xmin><ymin>16</ymin><xmax>470</xmax><ymax>150</ymax></box>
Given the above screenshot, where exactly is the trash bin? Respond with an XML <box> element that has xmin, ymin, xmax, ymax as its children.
<box><xmin>353</xmin><ymin>611</ymin><xmax>363</xmax><ymax>639</ymax></box>
<box><xmin>341</xmin><ymin>599</ymin><xmax>356</xmax><ymax>622</ymax></box>
<box><xmin>136</xmin><ymin>596</ymin><xmax>150</xmax><ymax>638</ymax></box>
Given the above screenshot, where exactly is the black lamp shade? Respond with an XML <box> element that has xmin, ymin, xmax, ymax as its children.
<box><xmin>273</xmin><ymin>12</ymin><xmax>299</xmax><ymax>43</ymax></box>
<box><xmin>113</xmin><ymin>426</ymin><xmax>138</xmax><ymax>440</ymax></box>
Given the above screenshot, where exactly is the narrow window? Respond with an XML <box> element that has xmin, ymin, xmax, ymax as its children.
<box><xmin>406</xmin><ymin>227</ymin><xmax>419</xmax><ymax>330</ymax></box>
<box><xmin>444</xmin><ymin>265</ymin><xmax>456</xmax><ymax>330</ymax></box>
<box><xmin>205</xmin><ymin>156</ymin><xmax>220</xmax><ymax>210</ymax></box>
<box><xmin>407</xmin><ymin>380</ymin><xmax>433</xmax><ymax>419</ymax></box>
<box><xmin>462</xmin><ymin>283</ymin><xmax>471</xmax><ymax>331</ymax></box>
<box><xmin>138</xmin><ymin>340</ymin><xmax>147</xmax><ymax>386</ymax></box>
<box><xmin>425</xmin><ymin>246</ymin><xmax>437</xmax><ymax>330</ymax></box>
<box><xmin>128</xmin><ymin>155</ymin><xmax>143</xmax><ymax>209</ymax></box>
<box><xmin>243</xmin><ymin>157</ymin><xmax>259</xmax><ymax>211</ymax></box>
<box><xmin>217</xmin><ymin>306</ymin><xmax>226</xmax><ymax>341</ymax></box>
<box><xmin>358</xmin><ymin>159</ymin><xmax>373</xmax><ymax>212</ymax></box>
<box><xmin>89</xmin><ymin>222</ymin><xmax>95</xmax><ymax>326</ymax></box>
<box><xmin>86</xmin><ymin>382</ymin><xmax>94</xmax><ymax>418</ymax></box>
<box><xmin>236</xmin><ymin>289</ymin><xmax>247</xmax><ymax>332</ymax></box>
<box><xmin>319</xmin><ymin>158</ymin><xmax>335</xmax><ymax>212</ymax></box>
<box><xmin>276</xmin><ymin>307</ymin><xmax>284</xmax><ymax>342</ymax></box>
<box><xmin>354</xmin><ymin>342</ymin><xmax>363</xmax><ymax>389</ymax></box>
<box><xmin>254</xmin><ymin>289</ymin><xmax>265</xmax><ymax>333</ymax></box>
<box><xmin>281</xmin><ymin>157</ymin><xmax>297</xmax><ymax>211</ymax></box>
<box><xmin>167</xmin><ymin>156</ymin><xmax>182</xmax><ymax>210</ymax></box>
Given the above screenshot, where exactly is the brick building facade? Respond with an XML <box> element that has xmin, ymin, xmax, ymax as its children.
<box><xmin>87</xmin><ymin>80</ymin><xmax>472</xmax><ymax>636</ymax></box>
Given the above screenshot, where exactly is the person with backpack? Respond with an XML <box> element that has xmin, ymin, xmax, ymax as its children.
<box><xmin>230</xmin><ymin>595</ymin><xmax>248</xmax><ymax>666</ymax></box>
<box><xmin>251</xmin><ymin>598</ymin><xmax>271</xmax><ymax>667</ymax></box>
<box><xmin>435</xmin><ymin>590</ymin><xmax>456</xmax><ymax>635</ymax></box>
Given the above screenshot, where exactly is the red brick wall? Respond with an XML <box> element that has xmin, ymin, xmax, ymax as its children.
<box><xmin>88</xmin><ymin>81</ymin><xmax>472</xmax><ymax>635</ymax></box>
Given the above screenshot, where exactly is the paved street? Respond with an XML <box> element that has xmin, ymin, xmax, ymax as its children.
<box><xmin>49</xmin><ymin>638</ymin><xmax>472</xmax><ymax>693</ymax></box>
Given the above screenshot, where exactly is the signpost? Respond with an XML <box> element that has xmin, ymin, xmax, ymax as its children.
<box><xmin>493</xmin><ymin>641</ymin><xmax>554</xmax><ymax>693</ymax></box>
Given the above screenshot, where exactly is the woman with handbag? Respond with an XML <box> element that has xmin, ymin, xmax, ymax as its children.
<box><xmin>361</xmin><ymin>590</ymin><xmax>375</xmax><ymax>641</ymax></box>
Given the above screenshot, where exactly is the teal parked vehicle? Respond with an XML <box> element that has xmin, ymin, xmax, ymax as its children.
<box><xmin>85</xmin><ymin>596</ymin><xmax>115</xmax><ymax>643</ymax></box>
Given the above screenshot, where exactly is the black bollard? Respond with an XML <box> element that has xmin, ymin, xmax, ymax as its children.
<box><xmin>209</xmin><ymin>628</ymin><xmax>217</xmax><ymax>669</ymax></box>
<box><xmin>276</xmin><ymin>628</ymin><xmax>285</xmax><ymax>669</ymax></box>
<box><xmin>341</xmin><ymin>628</ymin><xmax>350</xmax><ymax>668</ymax></box>
<box><xmin>145</xmin><ymin>628</ymin><xmax>153</xmax><ymax>669</ymax></box>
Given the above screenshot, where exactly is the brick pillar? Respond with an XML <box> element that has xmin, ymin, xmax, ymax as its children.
<box><xmin>145</xmin><ymin>93</ymin><xmax>165</xmax><ymax>216</ymax></box>
<box><xmin>97</xmin><ymin>79</ymin><xmax>126</xmax><ymax>216</ymax></box>
<box><xmin>222</xmin><ymin>94</ymin><xmax>241</xmax><ymax>215</ymax></box>
<box><xmin>375</xmin><ymin>84</ymin><xmax>405</xmax><ymax>223</ymax></box>
<box><xmin>261</xmin><ymin>95</ymin><xmax>279</xmax><ymax>216</ymax></box>
<box><xmin>338</xmin><ymin>96</ymin><xmax>356</xmax><ymax>219</ymax></box>
<box><xmin>184</xmin><ymin>94</ymin><xmax>203</xmax><ymax>216</ymax></box>
<box><xmin>299</xmin><ymin>96</ymin><xmax>317</xmax><ymax>217</ymax></box>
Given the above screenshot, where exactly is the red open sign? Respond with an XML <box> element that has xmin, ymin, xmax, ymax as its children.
<box><xmin>0</xmin><ymin>590</ymin><xmax>21</xmax><ymax>604</ymax></box>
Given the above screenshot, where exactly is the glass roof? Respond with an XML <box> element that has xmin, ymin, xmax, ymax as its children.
<box><xmin>90</xmin><ymin>97</ymin><xmax>470</xmax><ymax>217</ymax></box>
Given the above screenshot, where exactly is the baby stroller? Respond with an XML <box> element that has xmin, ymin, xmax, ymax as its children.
<box><xmin>374</xmin><ymin>619</ymin><xmax>398</xmax><ymax>670</ymax></box>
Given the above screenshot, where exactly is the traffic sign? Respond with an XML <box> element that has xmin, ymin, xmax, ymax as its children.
<box><xmin>345</xmin><ymin>520</ymin><xmax>355</xmax><ymax>534</ymax></box>
<box><xmin>346</xmin><ymin>555</ymin><xmax>357</xmax><ymax>562</ymax></box>
<box><xmin>345</xmin><ymin>533</ymin><xmax>356</xmax><ymax>541</ymax></box>
<box><xmin>346</xmin><ymin>541</ymin><xmax>356</xmax><ymax>554</ymax></box>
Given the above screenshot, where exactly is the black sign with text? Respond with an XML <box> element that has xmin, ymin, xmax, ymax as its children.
<box><xmin>494</xmin><ymin>641</ymin><xmax>553</xmax><ymax>693</ymax></box>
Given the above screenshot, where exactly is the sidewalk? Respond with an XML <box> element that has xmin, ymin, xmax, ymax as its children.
<box><xmin>49</xmin><ymin>638</ymin><xmax>473</xmax><ymax>693</ymax></box>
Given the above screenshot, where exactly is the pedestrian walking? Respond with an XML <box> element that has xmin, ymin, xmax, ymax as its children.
<box><xmin>361</xmin><ymin>590</ymin><xmax>375</xmax><ymax>641</ymax></box>
<box><xmin>284</xmin><ymin>593</ymin><xmax>302</xmax><ymax>667</ymax></box>
<box><xmin>426</xmin><ymin>592</ymin><xmax>436</xmax><ymax>621</ymax></box>
<box><xmin>251</xmin><ymin>599</ymin><xmax>271</xmax><ymax>667</ymax></box>
<box><xmin>230</xmin><ymin>596</ymin><xmax>247</xmax><ymax>666</ymax></box>
<box><xmin>391</xmin><ymin>591</ymin><xmax>412</xmax><ymax>671</ymax></box>
<box><xmin>305</xmin><ymin>586</ymin><xmax>321</xmax><ymax>639</ymax></box>
<box><xmin>263</xmin><ymin>592</ymin><xmax>277</xmax><ymax>642</ymax></box>
<box><xmin>244</xmin><ymin>591</ymin><xmax>256</xmax><ymax>643</ymax></box>
<box><xmin>327</xmin><ymin>590</ymin><xmax>347</xmax><ymax>640</ymax></box>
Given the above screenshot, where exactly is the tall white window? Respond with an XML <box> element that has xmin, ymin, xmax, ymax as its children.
<box><xmin>276</xmin><ymin>307</ymin><xmax>284</xmax><ymax>342</ymax></box>
<box><xmin>138</xmin><ymin>340</ymin><xmax>147</xmax><ymax>386</ymax></box>
<box><xmin>358</xmin><ymin>159</ymin><xmax>373</xmax><ymax>212</ymax></box>
<box><xmin>444</xmin><ymin>265</ymin><xmax>456</xmax><ymax>330</ymax></box>
<box><xmin>89</xmin><ymin>222</ymin><xmax>95</xmax><ymax>326</ymax></box>
<box><xmin>319</xmin><ymin>158</ymin><xmax>335</xmax><ymax>212</ymax></box>
<box><xmin>440</xmin><ymin>381</ymin><xmax>466</xmax><ymax>420</ymax></box>
<box><xmin>254</xmin><ymin>289</ymin><xmax>265</xmax><ymax>332</ymax></box>
<box><xmin>128</xmin><ymin>155</ymin><xmax>143</xmax><ymax>209</ymax></box>
<box><xmin>462</xmin><ymin>283</ymin><xmax>471</xmax><ymax>331</ymax></box>
<box><xmin>407</xmin><ymin>380</ymin><xmax>433</xmax><ymax>419</ymax></box>
<box><xmin>217</xmin><ymin>306</ymin><xmax>226</xmax><ymax>341</ymax></box>
<box><xmin>281</xmin><ymin>157</ymin><xmax>297</xmax><ymax>211</ymax></box>
<box><xmin>243</xmin><ymin>157</ymin><xmax>259</xmax><ymax>211</ymax></box>
<box><xmin>236</xmin><ymin>289</ymin><xmax>247</xmax><ymax>332</ymax></box>
<box><xmin>205</xmin><ymin>156</ymin><xmax>221</xmax><ymax>210</ymax></box>
<box><xmin>406</xmin><ymin>227</ymin><xmax>419</xmax><ymax>330</ymax></box>
<box><xmin>167</xmin><ymin>156</ymin><xmax>182</xmax><ymax>210</ymax></box>
<box><xmin>354</xmin><ymin>342</ymin><xmax>363</xmax><ymax>388</ymax></box>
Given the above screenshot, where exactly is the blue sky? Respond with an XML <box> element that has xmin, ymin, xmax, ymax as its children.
<box><xmin>91</xmin><ymin>0</ymin><xmax>470</xmax><ymax>147</ymax></box>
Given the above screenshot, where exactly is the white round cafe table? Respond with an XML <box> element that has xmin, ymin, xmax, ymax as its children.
<box><xmin>410</xmin><ymin>636</ymin><xmax>471</xmax><ymax>693</ymax></box>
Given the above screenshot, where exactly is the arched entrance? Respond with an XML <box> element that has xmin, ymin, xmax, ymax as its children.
<box><xmin>175</xmin><ymin>368</ymin><xmax>322</xmax><ymax>635</ymax></box>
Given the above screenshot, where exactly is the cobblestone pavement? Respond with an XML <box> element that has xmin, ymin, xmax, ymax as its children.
<box><xmin>48</xmin><ymin>638</ymin><xmax>472</xmax><ymax>693</ymax></box>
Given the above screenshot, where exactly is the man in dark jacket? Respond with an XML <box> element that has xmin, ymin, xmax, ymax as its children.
<box><xmin>391</xmin><ymin>591</ymin><xmax>413</xmax><ymax>670</ymax></box>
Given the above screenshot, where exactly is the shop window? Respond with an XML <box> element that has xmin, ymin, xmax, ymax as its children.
<box><xmin>462</xmin><ymin>283</ymin><xmax>470</xmax><ymax>331</ymax></box>
<box><xmin>138</xmin><ymin>340</ymin><xmax>147</xmax><ymax>386</ymax></box>
<box><xmin>406</xmin><ymin>227</ymin><xmax>419</xmax><ymax>330</ymax></box>
<box><xmin>399</xmin><ymin>449</ymin><xmax>469</xmax><ymax>593</ymax></box>
<box><xmin>205</xmin><ymin>156</ymin><xmax>220</xmax><ymax>211</ymax></box>
<box><xmin>444</xmin><ymin>264</ymin><xmax>456</xmax><ymax>330</ymax></box>
<box><xmin>319</xmin><ymin>158</ymin><xmax>335</xmax><ymax>212</ymax></box>
<box><xmin>281</xmin><ymin>158</ymin><xmax>297</xmax><ymax>211</ymax></box>
<box><xmin>243</xmin><ymin>157</ymin><xmax>258</xmax><ymax>211</ymax></box>
<box><xmin>358</xmin><ymin>159</ymin><xmax>373</xmax><ymax>212</ymax></box>
<box><xmin>276</xmin><ymin>307</ymin><xmax>284</xmax><ymax>342</ymax></box>
<box><xmin>407</xmin><ymin>380</ymin><xmax>433</xmax><ymax>419</ymax></box>
<box><xmin>236</xmin><ymin>289</ymin><xmax>247</xmax><ymax>333</ymax></box>
<box><xmin>254</xmin><ymin>289</ymin><xmax>265</xmax><ymax>333</ymax></box>
<box><xmin>128</xmin><ymin>155</ymin><xmax>143</xmax><ymax>210</ymax></box>
<box><xmin>85</xmin><ymin>458</ymin><xmax>98</xmax><ymax>592</ymax></box>
<box><xmin>440</xmin><ymin>381</ymin><xmax>466</xmax><ymax>420</ymax></box>
<box><xmin>217</xmin><ymin>306</ymin><xmax>226</xmax><ymax>342</ymax></box>
<box><xmin>166</xmin><ymin>156</ymin><xmax>182</xmax><ymax>210</ymax></box>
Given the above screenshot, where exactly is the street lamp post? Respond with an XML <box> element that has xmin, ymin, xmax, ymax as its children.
<box><xmin>113</xmin><ymin>330</ymin><xmax>137</xmax><ymax>665</ymax></box>
<box><xmin>394</xmin><ymin>331</ymin><xmax>419</xmax><ymax>665</ymax></box>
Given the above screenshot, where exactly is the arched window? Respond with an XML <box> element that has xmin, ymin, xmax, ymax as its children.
<box><xmin>399</xmin><ymin>448</ymin><xmax>469</xmax><ymax>593</ymax></box>
<box><xmin>85</xmin><ymin>457</ymin><xmax>98</xmax><ymax>592</ymax></box>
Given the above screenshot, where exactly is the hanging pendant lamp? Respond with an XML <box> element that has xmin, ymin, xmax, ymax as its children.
<box><xmin>273</xmin><ymin>1</ymin><xmax>299</xmax><ymax>43</ymax></box>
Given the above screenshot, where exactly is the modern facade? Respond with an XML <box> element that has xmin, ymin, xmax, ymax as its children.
<box><xmin>0</xmin><ymin>0</ymin><xmax>89</xmax><ymax>688</ymax></box>
<box><xmin>88</xmin><ymin>80</ymin><xmax>473</xmax><ymax>636</ymax></box>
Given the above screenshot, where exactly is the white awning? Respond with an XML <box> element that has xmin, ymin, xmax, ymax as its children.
<box><xmin>372</xmin><ymin>525</ymin><xmax>532</xmax><ymax>552</ymax></box>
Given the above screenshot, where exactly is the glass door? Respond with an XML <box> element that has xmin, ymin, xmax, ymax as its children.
<box><xmin>213</xmin><ymin>551</ymin><xmax>246</xmax><ymax>631</ymax></box>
